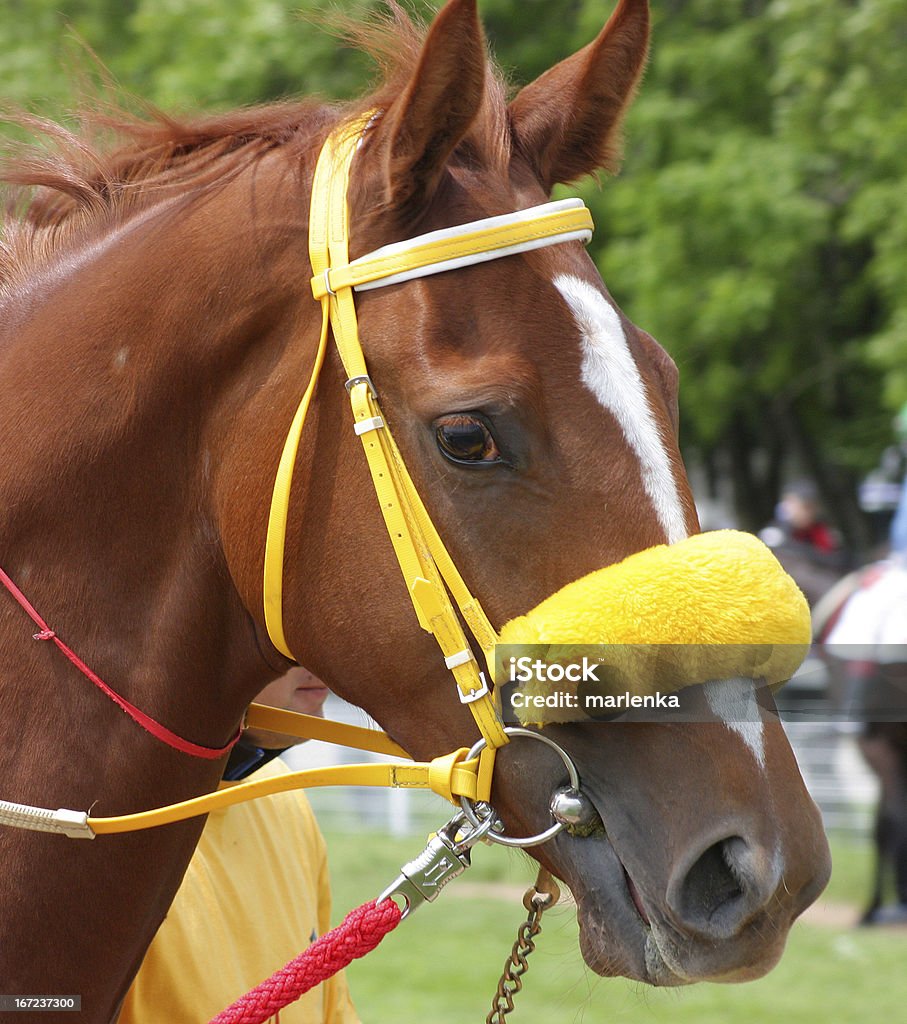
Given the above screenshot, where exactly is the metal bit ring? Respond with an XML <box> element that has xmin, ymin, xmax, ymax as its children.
<box><xmin>460</xmin><ymin>727</ymin><xmax>581</xmax><ymax>848</ymax></box>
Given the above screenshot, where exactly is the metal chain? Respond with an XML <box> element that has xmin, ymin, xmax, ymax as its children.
<box><xmin>486</xmin><ymin>869</ymin><xmax>560</xmax><ymax>1023</ymax></box>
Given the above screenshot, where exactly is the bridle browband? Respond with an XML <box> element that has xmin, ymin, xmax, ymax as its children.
<box><xmin>263</xmin><ymin>112</ymin><xmax>594</xmax><ymax>794</ymax></box>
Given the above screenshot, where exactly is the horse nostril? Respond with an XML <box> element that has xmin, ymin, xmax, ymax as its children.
<box><xmin>668</xmin><ymin>836</ymin><xmax>779</xmax><ymax>940</ymax></box>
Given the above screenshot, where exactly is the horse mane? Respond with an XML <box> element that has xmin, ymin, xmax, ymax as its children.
<box><xmin>0</xmin><ymin>3</ymin><xmax>509</xmax><ymax>300</ymax></box>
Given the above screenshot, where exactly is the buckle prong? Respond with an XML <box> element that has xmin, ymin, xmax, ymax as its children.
<box><xmin>458</xmin><ymin>672</ymin><xmax>489</xmax><ymax>704</ymax></box>
<box><xmin>345</xmin><ymin>374</ymin><xmax>378</xmax><ymax>400</ymax></box>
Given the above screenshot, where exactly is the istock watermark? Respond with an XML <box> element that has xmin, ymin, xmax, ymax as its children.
<box><xmin>504</xmin><ymin>655</ymin><xmax>709</xmax><ymax>709</ymax></box>
<box><xmin>494</xmin><ymin>643</ymin><xmax>907</xmax><ymax>726</ymax></box>
<box><xmin>500</xmin><ymin>649</ymin><xmax>680</xmax><ymax>721</ymax></box>
<box><xmin>0</xmin><ymin>996</ymin><xmax>81</xmax><ymax>1012</ymax></box>
<box><xmin>506</xmin><ymin>655</ymin><xmax>601</xmax><ymax>685</ymax></box>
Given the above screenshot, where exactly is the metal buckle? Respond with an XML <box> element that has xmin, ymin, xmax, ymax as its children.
<box><xmin>458</xmin><ymin>671</ymin><xmax>489</xmax><ymax>705</ymax></box>
<box><xmin>377</xmin><ymin>810</ymin><xmax>494</xmax><ymax>919</ymax></box>
<box><xmin>345</xmin><ymin>374</ymin><xmax>378</xmax><ymax>400</ymax></box>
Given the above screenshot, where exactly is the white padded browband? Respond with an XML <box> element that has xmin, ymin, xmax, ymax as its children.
<box><xmin>351</xmin><ymin>199</ymin><xmax>593</xmax><ymax>293</ymax></box>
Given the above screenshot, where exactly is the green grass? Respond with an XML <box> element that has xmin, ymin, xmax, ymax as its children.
<box><xmin>822</xmin><ymin>835</ymin><xmax>875</xmax><ymax>906</ymax></box>
<box><xmin>322</xmin><ymin>831</ymin><xmax>907</xmax><ymax>1023</ymax></box>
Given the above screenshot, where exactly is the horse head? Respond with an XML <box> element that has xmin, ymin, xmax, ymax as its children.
<box><xmin>224</xmin><ymin>0</ymin><xmax>830</xmax><ymax>986</ymax></box>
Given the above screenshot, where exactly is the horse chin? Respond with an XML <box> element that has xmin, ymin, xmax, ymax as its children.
<box><xmin>558</xmin><ymin>832</ymin><xmax>686</xmax><ymax>987</ymax></box>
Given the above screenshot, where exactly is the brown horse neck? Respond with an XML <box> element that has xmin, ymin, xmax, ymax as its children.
<box><xmin>0</xmin><ymin>146</ymin><xmax>322</xmax><ymax>730</ymax></box>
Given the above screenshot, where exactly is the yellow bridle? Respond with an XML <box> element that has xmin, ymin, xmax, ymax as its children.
<box><xmin>262</xmin><ymin>113</ymin><xmax>594</xmax><ymax>785</ymax></box>
<box><xmin>2</xmin><ymin>117</ymin><xmax>812</xmax><ymax>842</ymax></box>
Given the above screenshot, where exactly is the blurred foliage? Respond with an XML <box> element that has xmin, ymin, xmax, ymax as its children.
<box><xmin>2</xmin><ymin>0</ymin><xmax>906</xmax><ymax>537</ymax></box>
<box><xmin>579</xmin><ymin>0</ymin><xmax>907</xmax><ymax>535</ymax></box>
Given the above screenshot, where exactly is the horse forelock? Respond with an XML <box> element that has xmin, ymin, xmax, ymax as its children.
<box><xmin>0</xmin><ymin>2</ymin><xmax>512</xmax><ymax>304</ymax></box>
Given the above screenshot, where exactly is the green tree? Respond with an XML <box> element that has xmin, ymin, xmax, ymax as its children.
<box><xmin>574</xmin><ymin>0</ymin><xmax>905</xmax><ymax>542</ymax></box>
<box><xmin>0</xmin><ymin>0</ymin><xmax>376</xmax><ymax>112</ymax></box>
<box><xmin>3</xmin><ymin>0</ymin><xmax>906</xmax><ymax>545</ymax></box>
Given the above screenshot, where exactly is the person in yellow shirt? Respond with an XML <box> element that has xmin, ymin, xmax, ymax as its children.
<box><xmin>119</xmin><ymin>668</ymin><xmax>359</xmax><ymax>1024</ymax></box>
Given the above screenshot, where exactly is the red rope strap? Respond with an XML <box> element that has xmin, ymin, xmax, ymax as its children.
<box><xmin>209</xmin><ymin>899</ymin><xmax>403</xmax><ymax>1024</ymax></box>
<box><xmin>0</xmin><ymin>565</ymin><xmax>241</xmax><ymax>760</ymax></box>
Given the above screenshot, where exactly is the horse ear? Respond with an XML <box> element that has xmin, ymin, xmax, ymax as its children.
<box><xmin>508</xmin><ymin>0</ymin><xmax>650</xmax><ymax>192</ymax></box>
<box><xmin>380</xmin><ymin>0</ymin><xmax>485</xmax><ymax>215</ymax></box>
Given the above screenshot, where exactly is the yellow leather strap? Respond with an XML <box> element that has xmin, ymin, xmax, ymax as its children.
<box><xmin>347</xmin><ymin>379</ymin><xmax>435</xmax><ymax>631</ymax></box>
<box><xmin>310</xmin><ymin>204</ymin><xmax>594</xmax><ymax>300</ymax></box>
<box><xmin>244</xmin><ymin>703</ymin><xmax>410</xmax><ymax>759</ymax></box>
<box><xmin>385</xmin><ymin>428</ymin><xmax>499</xmax><ymax>662</ymax></box>
<box><xmin>263</xmin><ymin>114</ymin><xmax>374</xmax><ymax>658</ymax></box>
<box><xmin>87</xmin><ymin>753</ymin><xmax>480</xmax><ymax>834</ymax></box>
<box><xmin>346</xmin><ymin>381</ymin><xmax>506</xmax><ymax>761</ymax></box>
<box><xmin>262</xmin><ymin>293</ymin><xmax>331</xmax><ymax>659</ymax></box>
<box><xmin>305</xmin><ymin>116</ymin><xmax>507</xmax><ymax>755</ymax></box>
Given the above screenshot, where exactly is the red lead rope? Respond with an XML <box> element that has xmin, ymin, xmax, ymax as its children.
<box><xmin>0</xmin><ymin>565</ymin><xmax>241</xmax><ymax>760</ymax></box>
<box><xmin>209</xmin><ymin>899</ymin><xmax>403</xmax><ymax>1024</ymax></box>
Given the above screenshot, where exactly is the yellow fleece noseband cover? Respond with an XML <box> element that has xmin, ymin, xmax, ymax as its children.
<box><xmin>497</xmin><ymin>530</ymin><xmax>811</xmax><ymax>725</ymax></box>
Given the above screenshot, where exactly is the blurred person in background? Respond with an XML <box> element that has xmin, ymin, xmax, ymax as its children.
<box><xmin>761</xmin><ymin>479</ymin><xmax>848</xmax><ymax>606</ymax></box>
<box><xmin>819</xmin><ymin>407</ymin><xmax>907</xmax><ymax>925</ymax></box>
<box><xmin>858</xmin><ymin>401</ymin><xmax>907</xmax><ymax>552</ymax></box>
<box><xmin>120</xmin><ymin>667</ymin><xmax>359</xmax><ymax>1023</ymax></box>
<box><xmin>821</xmin><ymin>561</ymin><xmax>907</xmax><ymax>926</ymax></box>
<box><xmin>888</xmin><ymin>403</ymin><xmax>907</xmax><ymax>559</ymax></box>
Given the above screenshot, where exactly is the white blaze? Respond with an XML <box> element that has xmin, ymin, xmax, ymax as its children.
<box><xmin>703</xmin><ymin>678</ymin><xmax>766</xmax><ymax>770</ymax></box>
<box><xmin>554</xmin><ymin>274</ymin><xmax>688</xmax><ymax>544</ymax></box>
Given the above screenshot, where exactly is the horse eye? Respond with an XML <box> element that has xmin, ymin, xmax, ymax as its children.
<box><xmin>434</xmin><ymin>414</ymin><xmax>501</xmax><ymax>466</ymax></box>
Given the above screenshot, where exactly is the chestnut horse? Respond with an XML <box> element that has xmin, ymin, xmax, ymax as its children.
<box><xmin>0</xmin><ymin>1</ymin><xmax>829</xmax><ymax>1018</ymax></box>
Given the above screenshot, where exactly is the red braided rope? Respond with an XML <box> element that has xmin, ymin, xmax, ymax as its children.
<box><xmin>209</xmin><ymin>898</ymin><xmax>403</xmax><ymax>1024</ymax></box>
